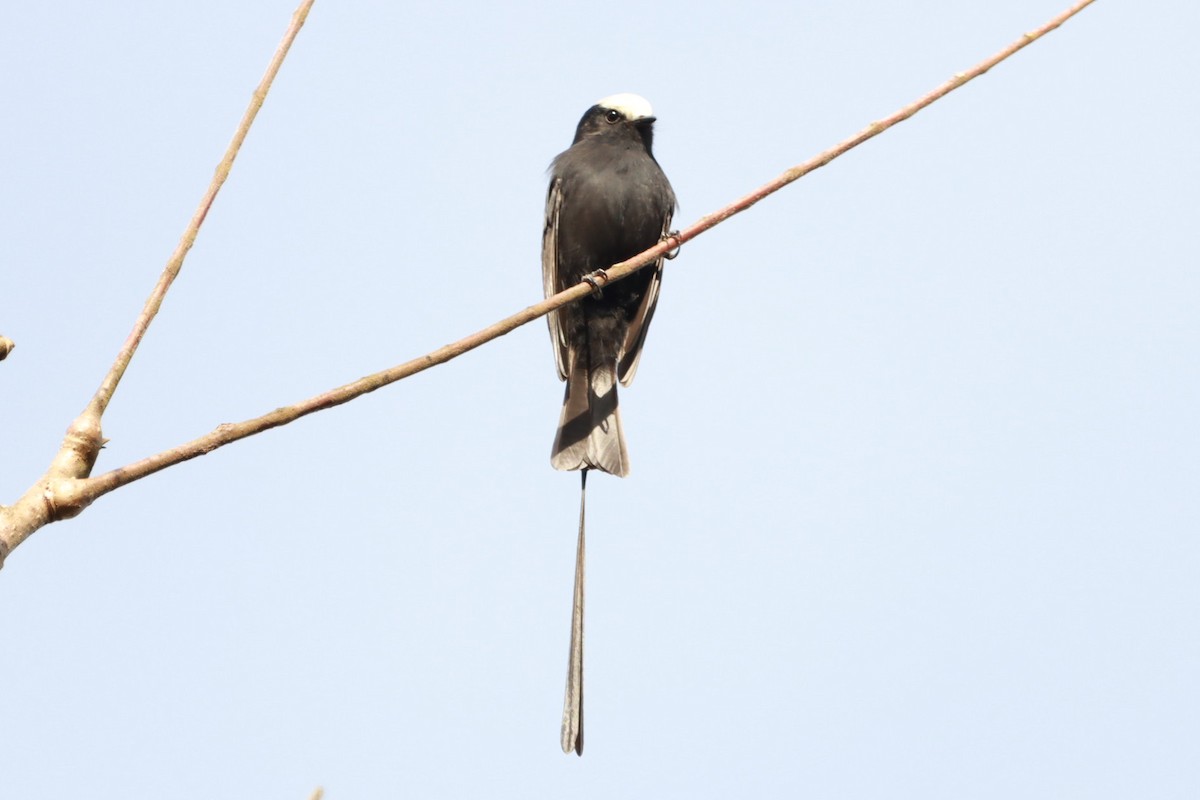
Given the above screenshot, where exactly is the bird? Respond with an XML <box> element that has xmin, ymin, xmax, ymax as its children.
<box><xmin>542</xmin><ymin>93</ymin><xmax>676</xmax><ymax>755</ymax></box>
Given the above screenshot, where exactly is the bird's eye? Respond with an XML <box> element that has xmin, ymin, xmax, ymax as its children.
<box><xmin>605</xmin><ymin>109</ymin><xmax>621</xmax><ymax>123</ymax></box>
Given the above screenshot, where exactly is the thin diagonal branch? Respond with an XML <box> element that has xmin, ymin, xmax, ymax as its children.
<box><xmin>86</xmin><ymin>0</ymin><xmax>315</xmax><ymax>420</ymax></box>
<box><xmin>83</xmin><ymin>0</ymin><xmax>1097</xmax><ymax>495</ymax></box>
<box><xmin>0</xmin><ymin>0</ymin><xmax>1096</xmax><ymax>566</ymax></box>
<box><xmin>632</xmin><ymin>0</ymin><xmax>1099</xmax><ymax>272</ymax></box>
<box><xmin>0</xmin><ymin>0</ymin><xmax>317</xmax><ymax>567</ymax></box>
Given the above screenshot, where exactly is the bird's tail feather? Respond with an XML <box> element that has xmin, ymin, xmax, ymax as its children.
<box><xmin>560</xmin><ymin>469</ymin><xmax>587</xmax><ymax>755</ymax></box>
<box><xmin>551</xmin><ymin>355</ymin><xmax>629</xmax><ymax>477</ymax></box>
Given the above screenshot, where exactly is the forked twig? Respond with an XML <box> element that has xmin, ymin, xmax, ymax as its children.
<box><xmin>0</xmin><ymin>0</ymin><xmax>1098</xmax><ymax>565</ymax></box>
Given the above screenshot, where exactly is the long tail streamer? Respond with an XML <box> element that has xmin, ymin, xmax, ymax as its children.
<box><xmin>561</xmin><ymin>469</ymin><xmax>587</xmax><ymax>755</ymax></box>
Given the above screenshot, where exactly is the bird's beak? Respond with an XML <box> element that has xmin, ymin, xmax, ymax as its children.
<box><xmin>635</xmin><ymin>115</ymin><xmax>656</xmax><ymax>126</ymax></box>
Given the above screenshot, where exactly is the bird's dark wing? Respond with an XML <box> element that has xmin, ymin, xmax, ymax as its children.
<box><xmin>617</xmin><ymin>211</ymin><xmax>672</xmax><ymax>386</ymax></box>
<box><xmin>543</xmin><ymin>177</ymin><xmax>570</xmax><ymax>381</ymax></box>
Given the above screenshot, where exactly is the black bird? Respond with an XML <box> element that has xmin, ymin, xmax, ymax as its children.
<box><xmin>542</xmin><ymin>93</ymin><xmax>676</xmax><ymax>755</ymax></box>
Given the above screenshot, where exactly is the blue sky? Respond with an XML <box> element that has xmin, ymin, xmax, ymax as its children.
<box><xmin>2</xmin><ymin>1</ymin><xmax>1197</xmax><ymax>797</ymax></box>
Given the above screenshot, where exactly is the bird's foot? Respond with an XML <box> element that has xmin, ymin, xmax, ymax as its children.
<box><xmin>663</xmin><ymin>230</ymin><xmax>682</xmax><ymax>260</ymax></box>
<box><xmin>582</xmin><ymin>269</ymin><xmax>608</xmax><ymax>297</ymax></box>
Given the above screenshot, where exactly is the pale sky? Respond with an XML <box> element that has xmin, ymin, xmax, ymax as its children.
<box><xmin>3</xmin><ymin>1</ymin><xmax>1198</xmax><ymax>798</ymax></box>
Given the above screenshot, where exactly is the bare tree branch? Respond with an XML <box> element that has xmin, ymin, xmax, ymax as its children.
<box><xmin>1</xmin><ymin>0</ymin><xmax>316</xmax><ymax>567</ymax></box>
<box><xmin>85</xmin><ymin>0</ymin><xmax>316</xmax><ymax>424</ymax></box>
<box><xmin>666</xmin><ymin>0</ymin><xmax>1098</xmax><ymax>249</ymax></box>
<box><xmin>0</xmin><ymin>0</ymin><xmax>1097</xmax><ymax>568</ymax></box>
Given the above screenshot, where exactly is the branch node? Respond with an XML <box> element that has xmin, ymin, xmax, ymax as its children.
<box><xmin>43</xmin><ymin>477</ymin><xmax>93</xmax><ymax>522</ymax></box>
<box><xmin>47</xmin><ymin>412</ymin><xmax>106</xmax><ymax>482</ymax></box>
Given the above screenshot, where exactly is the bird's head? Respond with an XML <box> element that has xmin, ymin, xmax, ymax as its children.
<box><xmin>572</xmin><ymin>93</ymin><xmax>658</xmax><ymax>152</ymax></box>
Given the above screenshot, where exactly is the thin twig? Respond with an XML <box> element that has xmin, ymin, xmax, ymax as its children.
<box><xmin>87</xmin><ymin>0</ymin><xmax>1097</xmax><ymax>495</ymax></box>
<box><xmin>0</xmin><ymin>0</ymin><xmax>1097</xmax><ymax>565</ymax></box>
<box><xmin>660</xmin><ymin>0</ymin><xmax>1097</xmax><ymax>258</ymax></box>
<box><xmin>85</xmin><ymin>0</ymin><xmax>315</xmax><ymax>420</ymax></box>
<box><xmin>0</xmin><ymin>0</ymin><xmax>317</xmax><ymax>566</ymax></box>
